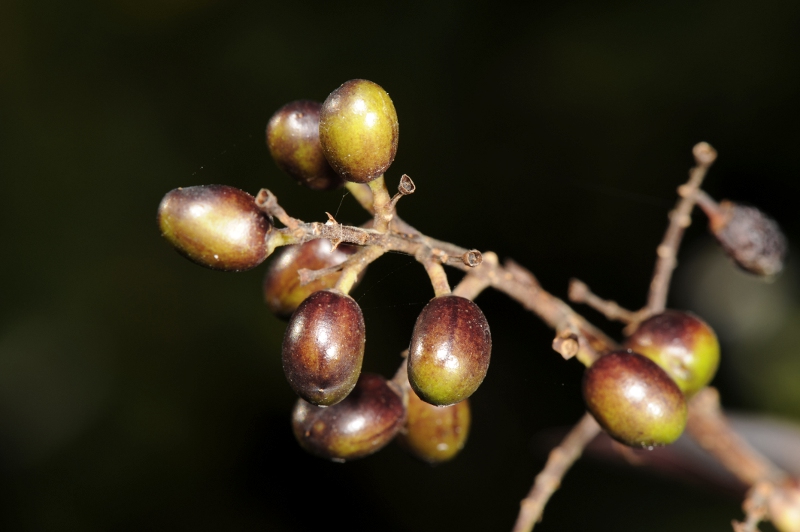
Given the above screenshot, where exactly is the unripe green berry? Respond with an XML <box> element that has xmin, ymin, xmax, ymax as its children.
<box><xmin>624</xmin><ymin>310</ymin><xmax>720</xmax><ymax>397</ymax></box>
<box><xmin>319</xmin><ymin>79</ymin><xmax>399</xmax><ymax>183</ymax></box>
<box><xmin>282</xmin><ymin>289</ymin><xmax>365</xmax><ymax>406</ymax></box>
<box><xmin>266</xmin><ymin>100</ymin><xmax>344</xmax><ymax>191</ymax></box>
<box><xmin>292</xmin><ymin>372</ymin><xmax>405</xmax><ymax>462</ymax></box>
<box><xmin>397</xmin><ymin>387</ymin><xmax>470</xmax><ymax>464</ymax></box>
<box><xmin>408</xmin><ymin>295</ymin><xmax>491</xmax><ymax>406</ymax></box>
<box><xmin>583</xmin><ymin>350</ymin><xmax>687</xmax><ymax>447</ymax></box>
<box><xmin>157</xmin><ymin>185</ymin><xmax>271</xmax><ymax>272</ymax></box>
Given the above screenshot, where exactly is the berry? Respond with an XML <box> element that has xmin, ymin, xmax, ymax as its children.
<box><xmin>282</xmin><ymin>289</ymin><xmax>365</xmax><ymax>406</ymax></box>
<box><xmin>319</xmin><ymin>79</ymin><xmax>399</xmax><ymax>183</ymax></box>
<box><xmin>397</xmin><ymin>387</ymin><xmax>470</xmax><ymax>464</ymax></box>
<box><xmin>708</xmin><ymin>200</ymin><xmax>786</xmax><ymax>277</ymax></box>
<box><xmin>624</xmin><ymin>310</ymin><xmax>720</xmax><ymax>397</ymax></box>
<box><xmin>582</xmin><ymin>350</ymin><xmax>687</xmax><ymax>447</ymax></box>
<box><xmin>292</xmin><ymin>372</ymin><xmax>405</xmax><ymax>462</ymax></box>
<box><xmin>157</xmin><ymin>185</ymin><xmax>271</xmax><ymax>272</ymax></box>
<box><xmin>266</xmin><ymin>100</ymin><xmax>344</xmax><ymax>191</ymax></box>
<box><xmin>407</xmin><ymin>295</ymin><xmax>491</xmax><ymax>406</ymax></box>
<box><xmin>263</xmin><ymin>239</ymin><xmax>361</xmax><ymax>320</ymax></box>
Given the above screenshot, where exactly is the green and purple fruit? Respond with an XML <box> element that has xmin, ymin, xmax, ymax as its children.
<box><xmin>266</xmin><ymin>100</ymin><xmax>344</xmax><ymax>191</ymax></box>
<box><xmin>282</xmin><ymin>289</ymin><xmax>365</xmax><ymax>406</ymax></box>
<box><xmin>397</xmin><ymin>387</ymin><xmax>470</xmax><ymax>464</ymax></box>
<box><xmin>407</xmin><ymin>295</ymin><xmax>491</xmax><ymax>406</ymax></box>
<box><xmin>583</xmin><ymin>350</ymin><xmax>687</xmax><ymax>447</ymax></box>
<box><xmin>292</xmin><ymin>372</ymin><xmax>405</xmax><ymax>462</ymax></box>
<box><xmin>157</xmin><ymin>185</ymin><xmax>271</xmax><ymax>271</ymax></box>
<box><xmin>624</xmin><ymin>310</ymin><xmax>720</xmax><ymax>397</ymax></box>
<box><xmin>319</xmin><ymin>79</ymin><xmax>399</xmax><ymax>183</ymax></box>
<box><xmin>263</xmin><ymin>239</ymin><xmax>360</xmax><ymax>320</ymax></box>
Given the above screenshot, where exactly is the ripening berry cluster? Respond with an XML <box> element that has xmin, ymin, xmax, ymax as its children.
<box><xmin>582</xmin><ymin>310</ymin><xmax>720</xmax><ymax>447</ymax></box>
<box><xmin>157</xmin><ymin>79</ymin><xmax>489</xmax><ymax>464</ymax></box>
<box><xmin>156</xmin><ymin>78</ymin><xmax>786</xmax><ymax>461</ymax></box>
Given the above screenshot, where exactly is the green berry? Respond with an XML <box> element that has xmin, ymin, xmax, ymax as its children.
<box><xmin>266</xmin><ymin>100</ymin><xmax>344</xmax><ymax>191</ymax></box>
<box><xmin>263</xmin><ymin>239</ymin><xmax>361</xmax><ymax>320</ymax></box>
<box><xmin>407</xmin><ymin>295</ymin><xmax>491</xmax><ymax>406</ymax></box>
<box><xmin>397</xmin><ymin>387</ymin><xmax>470</xmax><ymax>464</ymax></box>
<box><xmin>624</xmin><ymin>310</ymin><xmax>720</xmax><ymax>397</ymax></box>
<box><xmin>282</xmin><ymin>289</ymin><xmax>365</xmax><ymax>406</ymax></box>
<box><xmin>157</xmin><ymin>185</ymin><xmax>271</xmax><ymax>272</ymax></box>
<box><xmin>583</xmin><ymin>350</ymin><xmax>687</xmax><ymax>447</ymax></box>
<box><xmin>292</xmin><ymin>372</ymin><xmax>405</xmax><ymax>462</ymax></box>
<box><xmin>319</xmin><ymin>79</ymin><xmax>399</xmax><ymax>183</ymax></box>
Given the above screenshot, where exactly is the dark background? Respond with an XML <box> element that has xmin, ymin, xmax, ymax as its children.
<box><xmin>2</xmin><ymin>0</ymin><xmax>799</xmax><ymax>530</ymax></box>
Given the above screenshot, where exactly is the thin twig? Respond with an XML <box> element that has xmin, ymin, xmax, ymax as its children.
<box><xmin>686</xmin><ymin>388</ymin><xmax>786</xmax><ymax>486</ymax></box>
<box><xmin>732</xmin><ymin>482</ymin><xmax>771</xmax><ymax>532</ymax></box>
<box><xmin>512</xmin><ymin>413</ymin><xmax>602</xmax><ymax>532</ymax></box>
<box><xmin>419</xmin><ymin>250</ymin><xmax>452</xmax><ymax>297</ymax></box>
<box><xmin>568</xmin><ymin>278</ymin><xmax>639</xmax><ymax>324</ymax></box>
<box><xmin>644</xmin><ymin>141</ymin><xmax>717</xmax><ymax>317</ymax></box>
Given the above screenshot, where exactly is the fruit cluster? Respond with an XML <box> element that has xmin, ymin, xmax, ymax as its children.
<box><xmin>158</xmin><ymin>79</ymin><xmax>486</xmax><ymax>463</ymax></box>
<box><xmin>156</xmin><ymin>78</ymin><xmax>794</xmax><ymax>531</ymax></box>
<box><xmin>582</xmin><ymin>310</ymin><xmax>720</xmax><ymax>447</ymax></box>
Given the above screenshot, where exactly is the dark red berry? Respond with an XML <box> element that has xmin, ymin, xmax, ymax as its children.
<box><xmin>282</xmin><ymin>289</ymin><xmax>365</xmax><ymax>406</ymax></box>
<box><xmin>292</xmin><ymin>373</ymin><xmax>405</xmax><ymax>462</ymax></box>
<box><xmin>266</xmin><ymin>100</ymin><xmax>344</xmax><ymax>191</ymax></box>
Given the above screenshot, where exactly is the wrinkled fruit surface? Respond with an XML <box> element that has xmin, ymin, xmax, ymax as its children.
<box><xmin>408</xmin><ymin>295</ymin><xmax>491</xmax><ymax>406</ymax></box>
<box><xmin>397</xmin><ymin>387</ymin><xmax>470</xmax><ymax>464</ymax></box>
<box><xmin>282</xmin><ymin>289</ymin><xmax>365</xmax><ymax>406</ymax></box>
<box><xmin>710</xmin><ymin>200</ymin><xmax>787</xmax><ymax>277</ymax></box>
<box><xmin>157</xmin><ymin>185</ymin><xmax>271</xmax><ymax>271</ymax></box>
<box><xmin>319</xmin><ymin>79</ymin><xmax>399</xmax><ymax>183</ymax></box>
<box><xmin>266</xmin><ymin>100</ymin><xmax>344</xmax><ymax>191</ymax></box>
<box><xmin>583</xmin><ymin>350</ymin><xmax>687</xmax><ymax>447</ymax></box>
<box><xmin>624</xmin><ymin>309</ymin><xmax>720</xmax><ymax>397</ymax></box>
<box><xmin>263</xmin><ymin>239</ymin><xmax>360</xmax><ymax>320</ymax></box>
<box><xmin>292</xmin><ymin>372</ymin><xmax>405</xmax><ymax>462</ymax></box>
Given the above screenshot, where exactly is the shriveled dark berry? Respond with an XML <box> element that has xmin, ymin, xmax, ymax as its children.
<box><xmin>709</xmin><ymin>200</ymin><xmax>787</xmax><ymax>277</ymax></box>
<box><xmin>397</xmin><ymin>387</ymin><xmax>470</xmax><ymax>464</ymax></box>
<box><xmin>282</xmin><ymin>289</ymin><xmax>365</xmax><ymax>406</ymax></box>
<box><xmin>583</xmin><ymin>350</ymin><xmax>687</xmax><ymax>447</ymax></box>
<box><xmin>263</xmin><ymin>239</ymin><xmax>360</xmax><ymax>320</ymax></box>
<box><xmin>292</xmin><ymin>373</ymin><xmax>405</xmax><ymax>462</ymax></box>
<box><xmin>157</xmin><ymin>185</ymin><xmax>271</xmax><ymax>271</ymax></box>
<box><xmin>408</xmin><ymin>295</ymin><xmax>491</xmax><ymax>406</ymax></box>
<box><xmin>319</xmin><ymin>79</ymin><xmax>399</xmax><ymax>183</ymax></box>
<box><xmin>266</xmin><ymin>100</ymin><xmax>344</xmax><ymax>191</ymax></box>
<box><xmin>624</xmin><ymin>310</ymin><xmax>720</xmax><ymax>397</ymax></box>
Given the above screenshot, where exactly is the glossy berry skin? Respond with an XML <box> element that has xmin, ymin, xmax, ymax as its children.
<box><xmin>397</xmin><ymin>387</ymin><xmax>470</xmax><ymax>464</ymax></box>
<box><xmin>624</xmin><ymin>310</ymin><xmax>720</xmax><ymax>397</ymax></box>
<box><xmin>583</xmin><ymin>350</ymin><xmax>687</xmax><ymax>447</ymax></box>
<box><xmin>408</xmin><ymin>295</ymin><xmax>491</xmax><ymax>406</ymax></box>
<box><xmin>319</xmin><ymin>79</ymin><xmax>399</xmax><ymax>183</ymax></box>
<box><xmin>282</xmin><ymin>289</ymin><xmax>365</xmax><ymax>406</ymax></box>
<box><xmin>157</xmin><ymin>185</ymin><xmax>271</xmax><ymax>271</ymax></box>
<box><xmin>292</xmin><ymin>373</ymin><xmax>405</xmax><ymax>462</ymax></box>
<box><xmin>266</xmin><ymin>100</ymin><xmax>344</xmax><ymax>191</ymax></box>
<box><xmin>263</xmin><ymin>239</ymin><xmax>360</xmax><ymax>320</ymax></box>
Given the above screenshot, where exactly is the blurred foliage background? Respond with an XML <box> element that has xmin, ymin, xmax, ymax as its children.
<box><xmin>2</xmin><ymin>0</ymin><xmax>799</xmax><ymax>530</ymax></box>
